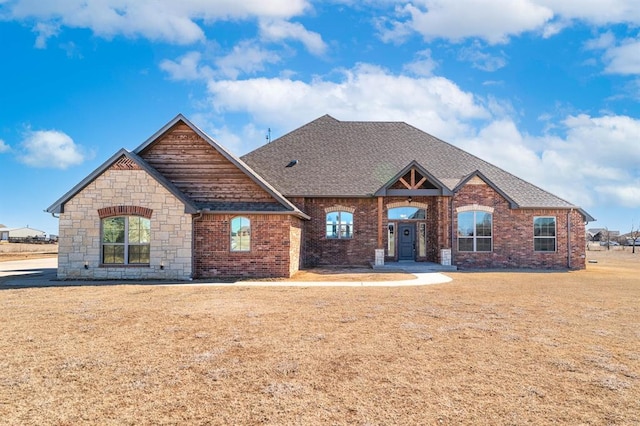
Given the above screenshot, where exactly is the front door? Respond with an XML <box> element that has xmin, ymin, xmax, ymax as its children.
<box><xmin>398</xmin><ymin>223</ymin><xmax>415</xmax><ymax>261</ymax></box>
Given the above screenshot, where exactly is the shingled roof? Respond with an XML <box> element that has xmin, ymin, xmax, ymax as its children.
<box><xmin>241</xmin><ymin>115</ymin><xmax>593</xmax><ymax>220</ymax></box>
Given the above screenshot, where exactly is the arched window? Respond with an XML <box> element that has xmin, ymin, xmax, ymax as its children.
<box><xmin>231</xmin><ymin>216</ymin><xmax>251</xmax><ymax>252</ymax></box>
<box><xmin>326</xmin><ymin>211</ymin><xmax>353</xmax><ymax>239</ymax></box>
<box><xmin>102</xmin><ymin>216</ymin><xmax>151</xmax><ymax>264</ymax></box>
<box><xmin>457</xmin><ymin>211</ymin><xmax>492</xmax><ymax>252</ymax></box>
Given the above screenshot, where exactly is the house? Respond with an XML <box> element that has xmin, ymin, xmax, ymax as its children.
<box><xmin>47</xmin><ymin>114</ymin><xmax>593</xmax><ymax>280</ymax></box>
<box><xmin>587</xmin><ymin>228</ymin><xmax>619</xmax><ymax>242</ymax></box>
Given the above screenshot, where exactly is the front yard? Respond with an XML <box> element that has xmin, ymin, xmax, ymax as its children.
<box><xmin>1</xmin><ymin>250</ymin><xmax>638</xmax><ymax>424</ymax></box>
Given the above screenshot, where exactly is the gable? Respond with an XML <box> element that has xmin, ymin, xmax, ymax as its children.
<box><xmin>138</xmin><ymin>122</ymin><xmax>277</xmax><ymax>204</ymax></box>
<box><xmin>389</xmin><ymin>168</ymin><xmax>439</xmax><ymax>190</ymax></box>
<box><xmin>454</xmin><ymin>170</ymin><xmax>517</xmax><ymax>208</ymax></box>
<box><xmin>374</xmin><ymin>162</ymin><xmax>452</xmax><ymax>197</ymax></box>
<box><xmin>47</xmin><ymin>149</ymin><xmax>198</xmax><ymax>214</ymax></box>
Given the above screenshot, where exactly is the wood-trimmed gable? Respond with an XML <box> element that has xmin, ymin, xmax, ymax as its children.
<box><xmin>374</xmin><ymin>161</ymin><xmax>453</xmax><ymax>197</ymax></box>
<box><xmin>137</xmin><ymin>121</ymin><xmax>276</xmax><ymax>204</ymax></box>
<box><xmin>133</xmin><ymin>114</ymin><xmax>309</xmax><ymax>219</ymax></box>
<box><xmin>46</xmin><ymin>149</ymin><xmax>198</xmax><ymax>214</ymax></box>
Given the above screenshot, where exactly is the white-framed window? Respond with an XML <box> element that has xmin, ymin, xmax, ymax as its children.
<box><xmin>419</xmin><ymin>222</ymin><xmax>427</xmax><ymax>257</ymax></box>
<box><xmin>326</xmin><ymin>211</ymin><xmax>353</xmax><ymax>239</ymax></box>
<box><xmin>231</xmin><ymin>216</ymin><xmax>251</xmax><ymax>252</ymax></box>
<box><xmin>102</xmin><ymin>216</ymin><xmax>151</xmax><ymax>265</ymax></box>
<box><xmin>457</xmin><ymin>211</ymin><xmax>492</xmax><ymax>252</ymax></box>
<box><xmin>534</xmin><ymin>216</ymin><xmax>556</xmax><ymax>252</ymax></box>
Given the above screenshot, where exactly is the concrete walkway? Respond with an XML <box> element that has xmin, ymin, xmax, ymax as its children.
<box><xmin>0</xmin><ymin>258</ymin><xmax>452</xmax><ymax>288</ymax></box>
<box><xmin>174</xmin><ymin>272</ymin><xmax>452</xmax><ymax>287</ymax></box>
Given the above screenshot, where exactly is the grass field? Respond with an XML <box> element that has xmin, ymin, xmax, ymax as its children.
<box><xmin>1</xmin><ymin>251</ymin><xmax>638</xmax><ymax>424</ymax></box>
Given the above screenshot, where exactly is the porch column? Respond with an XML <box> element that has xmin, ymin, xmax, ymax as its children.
<box><xmin>377</xmin><ymin>196</ymin><xmax>383</xmax><ymax>248</ymax></box>
<box><xmin>375</xmin><ymin>196</ymin><xmax>385</xmax><ymax>266</ymax></box>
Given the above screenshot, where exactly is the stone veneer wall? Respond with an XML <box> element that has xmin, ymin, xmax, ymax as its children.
<box><xmin>57</xmin><ymin>168</ymin><xmax>193</xmax><ymax>280</ymax></box>
<box><xmin>289</xmin><ymin>219</ymin><xmax>303</xmax><ymax>276</ymax></box>
<box><xmin>193</xmin><ymin>214</ymin><xmax>302</xmax><ymax>278</ymax></box>
<box><xmin>453</xmin><ymin>181</ymin><xmax>586</xmax><ymax>270</ymax></box>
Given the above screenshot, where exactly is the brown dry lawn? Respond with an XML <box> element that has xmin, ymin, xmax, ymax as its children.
<box><xmin>1</xmin><ymin>251</ymin><xmax>639</xmax><ymax>425</ymax></box>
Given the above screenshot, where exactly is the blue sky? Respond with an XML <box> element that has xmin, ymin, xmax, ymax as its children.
<box><xmin>1</xmin><ymin>0</ymin><xmax>639</xmax><ymax>236</ymax></box>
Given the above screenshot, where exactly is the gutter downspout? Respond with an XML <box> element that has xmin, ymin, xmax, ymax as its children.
<box><xmin>567</xmin><ymin>209</ymin><xmax>573</xmax><ymax>269</ymax></box>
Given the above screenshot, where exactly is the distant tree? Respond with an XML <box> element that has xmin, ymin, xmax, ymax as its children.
<box><xmin>603</xmin><ymin>227</ymin><xmax>611</xmax><ymax>251</ymax></box>
<box><xmin>629</xmin><ymin>221</ymin><xmax>640</xmax><ymax>254</ymax></box>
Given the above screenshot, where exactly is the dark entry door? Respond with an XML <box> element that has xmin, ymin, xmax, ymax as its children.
<box><xmin>398</xmin><ymin>223</ymin><xmax>415</xmax><ymax>261</ymax></box>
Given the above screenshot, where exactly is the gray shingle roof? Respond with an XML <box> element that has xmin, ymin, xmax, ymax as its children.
<box><xmin>195</xmin><ymin>202</ymin><xmax>291</xmax><ymax>212</ymax></box>
<box><xmin>242</xmin><ymin>115</ymin><xmax>593</xmax><ymax>219</ymax></box>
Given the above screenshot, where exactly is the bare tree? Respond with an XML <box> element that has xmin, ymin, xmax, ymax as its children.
<box><xmin>603</xmin><ymin>227</ymin><xmax>611</xmax><ymax>251</ymax></box>
<box><xmin>629</xmin><ymin>221</ymin><xmax>640</xmax><ymax>254</ymax></box>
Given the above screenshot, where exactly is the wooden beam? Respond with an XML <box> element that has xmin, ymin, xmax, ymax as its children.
<box><xmin>411</xmin><ymin>169</ymin><xmax>416</xmax><ymax>187</ymax></box>
<box><xmin>399</xmin><ymin>177</ymin><xmax>411</xmax><ymax>189</ymax></box>
<box><xmin>414</xmin><ymin>176</ymin><xmax>427</xmax><ymax>189</ymax></box>
<box><xmin>377</xmin><ymin>196</ymin><xmax>383</xmax><ymax>249</ymax></box>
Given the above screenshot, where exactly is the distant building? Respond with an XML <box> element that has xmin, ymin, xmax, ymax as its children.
<box><xmin>0</xmin><ymin>227</ymin><xmax>8</xmax><ymax>242</ymax></box>
<box><xmin>587</xmin><ymin>228</ymin><xmax>620</xmax><ymax>242</ymax></box>
<box><xmin>0</xmin><ymin>226</ymin><xmax>47</xmax><ymax>241</ymax></box>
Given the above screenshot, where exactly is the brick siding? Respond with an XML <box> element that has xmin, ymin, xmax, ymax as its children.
<box><xmin>193</xmin><ymin>214</ymin><xmax>303</xmax><ymax>278</ymax></box>
<box><xmin>453</xmin><ymin>181</ymin><xmax>586</xmax><ymax>270</ymax></box>
<box><xmin>295</xmin><ymin>196</ymin><xmax>451</xmax><ymax>266</ymax></box>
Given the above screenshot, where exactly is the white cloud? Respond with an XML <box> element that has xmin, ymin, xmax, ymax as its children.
<box><xmin>383</xmin><ymin>0</ymin><xmax>554</xmax><ymax>44</ymax></box>
<box><xmin>403</xmin><ymin>49</ymin><xmax>438</xmax><ymax>76</ymax></box>
<box><xmin>536</xmin><ymin>0</ymin><xmax>640</xmax><ymax>26</ymax></box>
<box><xmin>457</xmin><ymin>42</ymin><xmax>507</xmax><ymax>71</ymax></box>
<box><xmin>584</xmin><ymin>31</ymin><xmax>616</xmax><ymax>50</ymax></box>
<box><xmin>205</xmin><ymin>64</ymin><xmax>489</xmax><ymax>148</ymax></box>
<box><xmin>603</xmin><ymin>37</ymin><xmax>640</xmax><ymax>75</ymax></box>
<box><xmin>215</xmin><ymin>41</ymin><xmax>281</xmax><ymax>79</ymax></box>
<box><xmin>18</xmin><ymin>129</ymin><xmax>87</xmax><ymax>169</ymax></box>
<box><xmin>192</xmin><ymin>59</ymin><xmax>640</xmax><ymax>213</ymax></box>
<box><xmin>161</xmin><ymin>43</ymin><xmax>281</xmax><ymax>80</ymax></box>
<box><xmin>457</xmin><ymin>113</ymin><xmax>640</xmax><ymax>208</ymax></box>
<box><xmin>585</xmin><ymin>32</ymin><xmax>640</xmax><ymax>76</ymax></box>
<box><xmin>6</xmin><ymin>0</ymin><xmax>310</xmax><ymax>45</ymax></box>
<box><xmin>33</xmin><ymin>21</ymin><xmax>59</xmax><ymax>48</ymax></box>
<box><xmin>160</xmin><ymin>51</ymin><xmax>213</xmax><ymax>81</ymax></box>
<box><xmin>380</xmin><ymin>1</ymin><xmax>640</xmax><ymax>44</ymax></box>
<box><xmin>0</xmin><ymin>139</ymin><xmax>10</xmax><ymax>153</ymax></box>
<box><xmin>259</xmin><ymin>19</ymin><xmax>327</xmax><ymax>56</ymax></box>
<box><xmin>594</xmin><ymin>183</ymin><xmax>640</xmax><ymax>208</ymax></box>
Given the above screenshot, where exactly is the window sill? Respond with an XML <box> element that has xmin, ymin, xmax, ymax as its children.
<box><xmin>100</xmin><ymin>264</ymin><xmax>151</xmax><ymax>268</ymax></box>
